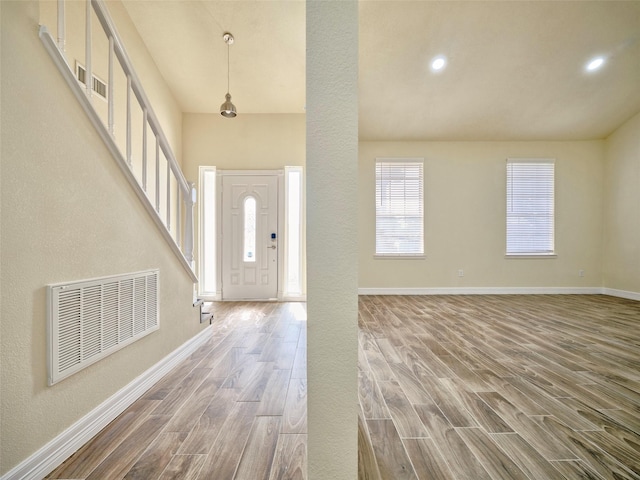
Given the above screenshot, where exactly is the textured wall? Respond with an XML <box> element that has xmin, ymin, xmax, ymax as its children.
<box><xmin>0</xmin><ymin>1</ymin><xmax>202</xmax><ymax>474</ymax></box>
<box><xmin>182</xmin><ymin>113</ymin><xmax>305</xmax><ymax>175</ymax></box>
<box><xmin>603</xmin><ymin>112</ymin><xmax>640</xmax><ymax>294</ymax></box>
<box><xmin>359</xmin><ymin>140</ymin><xmax>605</xmax><ymax>290</ymax></box>
<box><xmin>306</xmin><ymin>2</ymin><xmax>359</xmax><ymax>478</ymax></box>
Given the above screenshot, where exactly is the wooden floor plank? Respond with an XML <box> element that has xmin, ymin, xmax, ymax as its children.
<box><xmin>194</xmin><ymin>401</ymin><xmax>260</xmax><ymax>480</ymax></box>
<box><xmin>555</xmin><ymin>397</ymin><xmax>640</xmax><ymax>449</ymax></box>
<box><xmin>477</xmin><ymin>391</ymin><xmax>579</xmax><ymax>461</ymax></box>
<box><xmin>257</xmin><ymin>369</ymin><xmax>293</xmax><ymax>415</ymax></box>
<box><xmin>163</xmin><ymin>377</ymin><xmax>224</xmax><ymax>433</ymax></box>
<box><xmin>458</xmin><ymin>390</ymin><xmax>515</xmax><ymax>433</ymax></box>
<box><xmin>582</xmin><ymin>430</ymin><xmax>640</xmax><ymax>476</ymax></box>
<box><xmin>268</xmin><ymin>434</ymin><xmax>307</xmax><ymax>480</ymax></box>
<box><xmin>366</xmin><ymin>419</ymin><xmax>418</xmax><ymax>480</ymax></box>
<box><xmin>291</xmin><ymin>338</ymin><xmax>307</xmax><ymax>380</ymax></box>
<box><xmin>221</xmin><ymin>353</ymin><xmax>261</xmax><ymax>391</ymax></box>
<box><xmin>549</xmin><ymin>460</ymin><xmax>607</xmax><ymax>480</ymax></box>
<box><xmin>489</xmin><ymin>375</ymin><xmax>550</xmax><ymax>416</ymax></box>
<box><xmin>413</xmin><ymin>404</ymin><xmax>491</xmax><ymax>480</ymax></box>
<box><xmin>359</xmin><ymin>367</ymin><xmax>391</xmax><ymax>420</ymax></box>
<box><xmin>504</xmin><ymin>376</ymin><xmax>600</xmax><ymax>431</ymax></box>
<box><xmin>234</xmin><ymin>416</ymin><xmax>282</xmax><ymax>480</ymax></box>
<box><xmin>376</xmin><ymin>338</ymin><xmax>404</xmax><ymax>365</ymax></box>
<box><xmin>282</xmin><ymin>377</ymin><xmax>307</xmax><ymax>434</ymax></box>
<box><xmin>490</xmin><ymin>432</ymin><xmax>571</xmax><ymax>480</ymax></box>
<box><xmin>378</xmin><ymin>380</ymin><xmax>429</xmax><ymax>438</ymax></box>
<box><xmin>388</xmin><ymin>362</ymin><xmax>437</xmax><ymax>406</ymax></box>
<box><xmin>123</xmin><ymin>432</ymin><xmax>188</xmax><ymax>480</ymax></box>
<box><xmin>419</xmin><ymin>375</ymin><xmax>479</xmax><ymax>428</ymax></box>
<box><xmin>157</xmin><ymin>454</ymin><xmax>206</xmax><ymax>480</ymax></box>
<box><xmin>358</xmin><ymin>413</ymin><xmax>383</xmax><ymax>480</ymax></box>
<box><xmin>532</xmin><ymin>415</ymin><xmax>640</xmax><ymax>479</ymax></box>
<box><xmin>176</xmin><ymin>387</ymin><xmax>239</xmax><ymax>455</ymax></box>
<box><xmin>86</xmin><ymin>415</ymin><xmax>172</xmax><ymax>480</ymax></box>
<box><xmin>456</xmin><ymin>427</ymin><xmax>530</xmax><ymax>480</ymax></box>
<box><xmin>152</xmin><ymin>368</ymin><xmax>213</xmax><ymax>416</ymax></box>
<box><xmin>402</xmin><ymin>437</ymin><xmax>455</xmax><ymax>480</ymax></box>
<box><xmin>238</xmin><ymin>361</ymin><xmax>275</xmax><ymax>402</ymax></box>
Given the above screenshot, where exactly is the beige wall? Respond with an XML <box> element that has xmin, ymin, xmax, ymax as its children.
<box><xmin>182</xmin><ymin>113</ymin><xmax>305</xmax><ymax>175</ymax></box>
<box><xmin>0</xmin><ymin>1</ymin><xmax>202</xmax><ymax>474</ymax></box>
<box><xmin>603</xmin><ymin>112</ymin><xmax>640</xmax><ymax>294</ymax></box>
<box><xmin>359</xmin><ymin>140</ymin><xmax>605</xmax><ymax>290</ymax></box>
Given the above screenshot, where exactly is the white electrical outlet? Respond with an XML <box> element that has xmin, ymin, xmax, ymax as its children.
<box><xmin>579</xmin><ymin>269</ymin><xmax>585</xmax><ymax>277</ymax></box>
<box><xmin>458</xmin><ymin>269</ymin><xmax>464</xmax><ymax>277</ymax></box>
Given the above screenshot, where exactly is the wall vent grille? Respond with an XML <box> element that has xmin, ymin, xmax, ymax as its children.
<box><xmin>47</xmin><ymin>270</ymin><xmax>159</xmax><ymax>385</ymax></box>
<box><xmin>76</xmin><ymin>62</ymin><xmax>108</xmax><ymax>100</ymax></box>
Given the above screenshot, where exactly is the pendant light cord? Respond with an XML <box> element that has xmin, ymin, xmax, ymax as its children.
<box><xmin>227</xmin><ymin>41</ymin><xmax>230</xmax><ymax>94</ymax></box>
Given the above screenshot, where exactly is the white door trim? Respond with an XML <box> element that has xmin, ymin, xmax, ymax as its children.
<box><xmin>217</xmin><ymin>170</ymin><xmax>285</xmax><ymax>300</ymax></box>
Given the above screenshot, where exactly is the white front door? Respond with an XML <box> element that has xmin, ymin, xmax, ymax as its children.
<box><xmin>221</xmin><ymin>174</ymin><xmax>279</xmax><ymax>300</ymax></box>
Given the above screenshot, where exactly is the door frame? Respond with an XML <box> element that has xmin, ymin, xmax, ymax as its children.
<box><xmin>217</xmin><ymin>170</ymin><xmax>285</xmax><ymax>300</ymax></box>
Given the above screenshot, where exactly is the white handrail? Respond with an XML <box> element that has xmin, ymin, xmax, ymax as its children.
<box><xmin>38</xmin><ymin>0</ymin><xmax>197</xmax><ymax>279</ymax></box>
<box><xmin>90</xmin><ymin>0</ymin><xmax>190</xmax><ymax>194</ymax></box>
<box><xmin>90</xmin><ymin>0</ymin><xmax>195</xmax><ymax>265</ymax></box>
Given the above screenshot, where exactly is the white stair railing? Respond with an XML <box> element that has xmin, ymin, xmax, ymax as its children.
<box><xmin>39</xmin><ymin>0</ymin><xmax>197</xmax><ymax>282</ymax></box>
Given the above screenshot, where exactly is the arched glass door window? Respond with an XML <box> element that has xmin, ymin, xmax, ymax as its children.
<box><xmin>243</xmin><ymin>196</ymin><xmax>257</xmax><ymax>262</ymax></box>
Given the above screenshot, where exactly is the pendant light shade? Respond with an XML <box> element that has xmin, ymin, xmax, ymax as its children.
<box><xmin>221</xmin><ymin>93</ymin><xmax>236</xmax><ymax>118</ymax></box>
<box><xmin>220</xmin><ymin>32</ymin><xmax>237</xmax><ymax>118</ymax></box>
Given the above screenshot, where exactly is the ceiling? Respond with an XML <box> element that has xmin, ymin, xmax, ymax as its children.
<box><xmin>121</xmin><ymin>1</ymin><xmax>640</xmax><ymax>141</ymax></box>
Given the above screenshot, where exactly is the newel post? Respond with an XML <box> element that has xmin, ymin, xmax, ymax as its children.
<box><xmin>184</xmin><ymin>182</ymin><xmax>196</xmax><ymax>267</ymax></box>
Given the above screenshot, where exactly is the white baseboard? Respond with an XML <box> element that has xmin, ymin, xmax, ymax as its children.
<box><xmin>602</xmin><ymin>288</ymin><xmax>640</xmax><ymax>301</ymax></box>
<box><xmin>281</xmin><ymin>294</ymin><xmax>307</xmax><ymax>302</ymax></box>
<box><xmin>1</xmin><ymin>326</ymin><xmax>213</xmax><ymax>480</ymax></box>
<box><xmin>358</xmin><ymin>287</ymin><xmax>604</xmax><ymax>296</ymax></box>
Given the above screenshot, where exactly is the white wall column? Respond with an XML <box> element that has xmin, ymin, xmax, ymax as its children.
<box><xmin>306</xmin><ymin>2</ymin><xmax>359</xmax><ymax>479</ymax></box>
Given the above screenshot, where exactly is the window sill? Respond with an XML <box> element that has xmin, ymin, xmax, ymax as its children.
<box><xmin>374</xmin><ymin>255</ymin><xmax>426</xmax><ymax>260</ymax></box>
<box><xmin>505</xmin><ymin>254</ymin><xmax>557</xmax><ymax>259</ymax></box>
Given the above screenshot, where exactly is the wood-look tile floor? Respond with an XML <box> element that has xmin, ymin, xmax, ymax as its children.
<box><xmin>358</xmin><ymin>295</ymin><xmax>640</xmax><ymax>480</ymax></box>
<box><xmin>46</xmin><ymin>301</ymin><xmax>308</xmax><ymax>480</ymax></box>
<box><xmin>46</xmin><ymin>295</ymin><xmax>640</xmax><ymax>480</ymax></box>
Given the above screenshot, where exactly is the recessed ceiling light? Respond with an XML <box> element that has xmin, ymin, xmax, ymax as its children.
<box><xmin>430</xmin><ymin>55</ymin><xmax>447</xmax><ymax>72</ymax></box>
<box><xmin>586</xmin><ymin>56</ymin><xmax>605</xmax><ymax>72</ymax></box>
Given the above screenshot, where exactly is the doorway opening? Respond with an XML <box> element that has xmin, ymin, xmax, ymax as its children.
<box><xmin>198</xmin><ymin>167</ymin><xmax>304</xmax><ymax>301</ymax></box>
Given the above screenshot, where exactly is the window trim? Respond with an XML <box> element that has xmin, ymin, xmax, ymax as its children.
<box><xmin>505</xmin><ymin>158</ymin><xmax>556</xmax><ymax>257</ymax></box>
<box><xmin>375</xmin><ymin>157</ymin><xmax>425</xmax><ymax>258</ymax></box>
<box><xmin>284</xmin><ymin>166</ymin><xmax>304</xmax><ymax>298</ymax></box>
<box><xmin>198</xmin><ymin>166</ymin><xmax>217</xmax><ymax>298</ymax></box>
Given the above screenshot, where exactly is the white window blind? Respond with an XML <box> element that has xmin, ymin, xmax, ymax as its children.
<box><xmin>376</xmin><ymin>159</ymin><xmax>424</xmax><ymax>256</ymax></box>
<box><xmin>506</xmin><ymin>159</ymin><xmax>555</xmax><ymax>255</ymax></box>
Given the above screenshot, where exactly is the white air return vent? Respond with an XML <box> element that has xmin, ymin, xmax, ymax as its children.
<box><xmin>47</xmin><ymin>269</ymin><xmax>159</xmax><ymax>385</ymax></box>
<box><xmin>76</xmin><ymin>62</ymin><xmax>108</xmax><ymax>100</ymax></box>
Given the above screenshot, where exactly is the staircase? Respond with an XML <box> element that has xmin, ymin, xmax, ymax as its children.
<box><xmin>39</xmin><ymin>0</ymin><xmax>197</xmax><ymax>282</ymax></box>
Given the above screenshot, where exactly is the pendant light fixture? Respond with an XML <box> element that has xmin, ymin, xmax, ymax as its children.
<box><xmin>220</xmin><ymin>32</ymin><xmax>237</xmax><ymax>117</ymax></box>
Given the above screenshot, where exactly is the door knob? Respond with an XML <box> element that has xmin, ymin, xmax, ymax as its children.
<box><xmin>267</xmin><ymin>245</ymin><xmax>276</xmax><ymax>249</ymax></box>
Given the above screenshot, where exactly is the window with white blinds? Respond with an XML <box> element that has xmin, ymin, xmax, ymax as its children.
<box><xmin>506</xmin><ymin>159</ymin><xmax>555</xmax><ymax>255</ymax></box>
<box><xmin>375</xmin><ymin>159</ymin><xmax>424</xmax><ymax>256</ymax></box>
